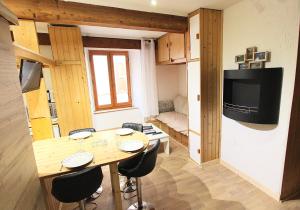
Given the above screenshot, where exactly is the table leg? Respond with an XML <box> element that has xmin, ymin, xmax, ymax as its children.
<box><xmin>109</xmin><ymin>163</ymin><xmax>122</xmax><ymax>210</ymax></box>
<box><xmin>164</xmin><ymin>138</ymin><xmax>170</xmax><ymax>155</ymax></box>
<box><xmin>40</xmin><ymin>177</ymin><xmax>60</xmax><ymax>210</ymax></box>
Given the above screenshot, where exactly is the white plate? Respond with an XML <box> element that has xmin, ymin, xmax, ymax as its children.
<box><xmin>69</xmin><ymin>131</ymin><xmax>92</xmax><ymax>140</ymax></box>
<box><xmin>118</xmin><ymin>140</ymin><xmax>144</xmax><ymax>152</ymax></box>
<box><xmin>116</xmin><ymin>128</ymin><xmax>134</xmax><ymax>136</ymax></box>
<box><xmin>62</xmin><ymin>152</ymin><xmax>94</xmax><ymax>168</ymax></box>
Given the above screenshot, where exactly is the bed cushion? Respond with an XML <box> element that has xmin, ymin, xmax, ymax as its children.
<box><xmin>158</xmin><ymin>100</ymin><xmax>174</xmax><ymax>113</ymax></box>
<box><xmin>174</xmin><ymin>95</ymin><xmax>188</xmax><ymax>115</ymax></box>
<box><xmin>157</xmin><ymin>111</ymin><xmax>188</xmax><ymax>132</ymax></box>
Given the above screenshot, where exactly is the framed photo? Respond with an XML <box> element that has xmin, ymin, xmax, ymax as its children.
<box><xmin>235</xmin><ymin>54</ymin><xmax>245</xmax><ymax>63</ymax></box>
<box><xmin>250</xmin><ymin>62</ymin><xmax>264</xmax><ymax>69</ymax></box>
<box><xmin>254</xmin><ymin>51</ymin><xmax>270</xmax><ymax>62</ymax></box>
<box><xmin>238</xmin><ymin>63</ymin><xmax>249</xmax><ymax>70</ymax></box>
<box><xmin>246</xmin><ymin>46</ymin><xmax>257</xmax><ymax>61</ymax></box>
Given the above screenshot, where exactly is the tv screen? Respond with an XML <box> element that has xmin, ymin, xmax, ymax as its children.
<box><xmin>19</xmin><ymin>59</ymin><xmax>42</xmax><ymax>93</ymax></box>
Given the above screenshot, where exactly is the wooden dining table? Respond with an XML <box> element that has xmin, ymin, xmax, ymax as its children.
<box><xmin>32</xmin><ymin>129</ymin><xmax>149</xmax><ymax>210</ymax></box>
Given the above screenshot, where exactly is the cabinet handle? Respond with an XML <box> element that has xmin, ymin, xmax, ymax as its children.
<box><xmin>197</xmin><ymin>149</ymin><xmax>201</xmax><ymax>154</ymax></box>
<box><xmin>196</xmin><ymin>33</ymin><xmax>200</xmax><ymax>39</ymax></box>
<box><xmin>197</xmin><ymin>94</ymin><xmax>200</xmax><ymax>101</ymax></box>
<box><xmin>166</xmin><ymin>43</ymin><xmax>169</xmax><ymax>48</ymax></box>
<box><xmin>170</xmin><ymin>58</ymin><xmax>175</xmax><ymax>62</ymax></box>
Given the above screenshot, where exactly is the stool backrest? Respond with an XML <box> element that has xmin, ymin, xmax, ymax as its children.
<box><xmin>69</xmin><ymin>128</ymin><xmax>96</xmax><ymax>136</ymax></box>
<box><xmin>122</xmin><ymin>122</ymin><xmax>143</xmax><ymax>132</ymax></box>
<box><xmin>136</xmin><ymin>139</ymin><xmax>160</xmax><ymax>177</ymax></box>
<box><xmin>51</xmin><ymin>166</ymin><xmax>103</xmax><ymax>203</ymax></box>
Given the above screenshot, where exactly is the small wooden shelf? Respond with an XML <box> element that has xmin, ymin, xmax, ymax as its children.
<box><xmin>13</xmin><ymin>43</ymin><xmax>55</xmax><ymax>67</ymax></box>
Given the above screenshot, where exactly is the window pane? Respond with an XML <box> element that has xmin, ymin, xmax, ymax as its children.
<box><xmin>113</xmin><ymin>55</ymin><xmax>129</xmax><ymax>103</ymax></box>
<box><xmin>93</xmin><ymin>55</ymin><xmax>111</xmax><ymax>106</ymax></box>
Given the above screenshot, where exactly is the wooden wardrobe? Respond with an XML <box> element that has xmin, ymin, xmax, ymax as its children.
<box><xmin>187</xmin><ymin>8</ymin><xmax>222</xmax><ymax>163</ymax></box>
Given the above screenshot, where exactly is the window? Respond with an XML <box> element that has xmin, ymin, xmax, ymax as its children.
<box><xmin>89</xmin><ymin>50</ymin><xmax>132</xmax><ymax>111</ymax></box>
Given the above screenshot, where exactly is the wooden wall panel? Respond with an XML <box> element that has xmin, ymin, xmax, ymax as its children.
<box><xmin>0</xmin><ymin>16</ymin><xmax>45</xmax><ymax>210</ymax></box>
<box><xmin>48</xmin><ymin>26</ymin><xmax>92</xmax><ymax>136</ymax></box>
<box><xmin>280</xmin><ymin>28</ymin><xmax>300</xmax><ymax>200</ymax></box>
<box><xmin>200</xmin><ymin>9</ymin><xmax>222</xmax><ymax>162</ymax></box>
<box><xmin>11</xmin><ymin>19</ymin><xmax>53</xmax><ymax>140</ymax></box>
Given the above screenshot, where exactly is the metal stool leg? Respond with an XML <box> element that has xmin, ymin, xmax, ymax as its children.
<box><xmin>79</xmin><ymin>200</ymin><xmax>85</xmax><ymax>210</ymax></box>
<box><xmin>128</xmin><ymin>178</ymin><xmax>155</xmax><ymax>210</ymax></box>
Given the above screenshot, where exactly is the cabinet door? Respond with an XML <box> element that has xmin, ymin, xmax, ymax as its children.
<box><xmin>169</xmin><ymin>33</ymin><xmax>185</xmax><ymax>61</ymax></box>
<box><xmin>157</xmin><ymin>35</ymin><xmax>170</xmax><ymax>62</ymax></box>
<box><xmin>189</xmin><ymin>14</ymin><xmax>200</xmax><ymax>59</ymax></box>
<box><xmin>189</xmin><ymin>131</ymin><xmax>201</xmax><ymax>164</ymax></box>
<box><xmin>188</xmin><ymin>61</ymin><xmax>200</xmax><ymax>133</ymax></box>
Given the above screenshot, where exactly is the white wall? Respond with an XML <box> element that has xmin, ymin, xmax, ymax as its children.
<box><xmin>84</xmin><ymin>48</ymin><xmax>144</xmax><ymax>131</ymax></box>
<box><xmin>221</xmin><ymin>0</ymin><xmax>300</xmax><ymax>199</ymax></box>
<box><xmin>156</xmin><ymin>64</ymin><xmax>187</xmax><ymax>101</ymax></box>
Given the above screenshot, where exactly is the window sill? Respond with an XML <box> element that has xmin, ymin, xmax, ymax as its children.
<box><xmin>93</xmin><ymin>107</ymin><xmax>138</xmax><ymax>115</ymax></box>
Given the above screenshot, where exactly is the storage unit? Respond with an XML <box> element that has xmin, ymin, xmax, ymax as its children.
<box><xmin>188</xmin><ymin>61</ymin><xmax>201</xmax><ymax>163</ymax></box>
<box><xmin>157</xmin><ymin>33</ymin><xmax>186</xmax><ymax>64</ymax></box>
<box><xmin>187</xmin><ymin>9</ymin><xmax>222</xmax><ymax>163</ymax></box>
<box><xmin>189</xmin><ymin>13</ymin><xmax>200</xmax><ymax>60</ymax></box>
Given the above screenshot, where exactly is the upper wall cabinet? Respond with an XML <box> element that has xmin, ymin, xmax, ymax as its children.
<box><xmin>157</xmin><ymin>33</ymin><xmax>186</xmax><ymax>64</ymax></box>
<box><xmin>189</xmin><ymin>14</ymin><xmax>200</xmax><ymax>59</ymax></box>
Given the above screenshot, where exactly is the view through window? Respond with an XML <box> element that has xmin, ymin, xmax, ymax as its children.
<box><xmin>89</xmin><ymin>50</ymin><xmax>132</xmax><ymax>110</ymax></box>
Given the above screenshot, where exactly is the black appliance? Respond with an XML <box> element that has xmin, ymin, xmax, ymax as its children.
<box><xmin>223</xmin><ymin>68</ymin><xmax>283</xmax><ymax>124</ymax></box>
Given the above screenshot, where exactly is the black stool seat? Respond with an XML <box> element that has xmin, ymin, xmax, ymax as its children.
<box><xmin>69</xmin><ymin>128</ymin><xmax>96</xmax><ymax>136</ymax></box>
<box><xmin>52</xmin><ymin>166</ymin><xmax>103</xmax><ymax>203</ymax></box>
<box><xmin>118</xmin><ymin>140</ymin><xmax>160</xmax><ymax>178</ymax></box>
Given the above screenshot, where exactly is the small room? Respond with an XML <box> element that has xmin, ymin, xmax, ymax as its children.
<box><xmin>1</xmin><ymin>0</ymin><xmax>300</xmax><ymax>210</ymax></box>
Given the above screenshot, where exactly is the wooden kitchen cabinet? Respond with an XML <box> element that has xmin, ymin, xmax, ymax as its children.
<box><xmin>157</xmin><ymin>34</ymin><xmax>170</xmax><ymax>63</ymax></box>
<box><xmin>157</xmin><ymin>33</ymin><xmax>186</xmax><ymax>64</ymax></box>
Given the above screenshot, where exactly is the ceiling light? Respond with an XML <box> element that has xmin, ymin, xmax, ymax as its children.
<box><xmin>150</xmin><ymin>0</ymin><xmax>157</xmax><ymax>6</ymax></box>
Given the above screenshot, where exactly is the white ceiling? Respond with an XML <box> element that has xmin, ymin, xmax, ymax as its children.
<box><xmin>63</xmin><ymin>0</ymin><xmax>241</xmax><ymax>16</ymax></box>
<box><xmin>35</xmin><ymin>22</ymin><xmax>166</xmax><ymax>39</ymax></box>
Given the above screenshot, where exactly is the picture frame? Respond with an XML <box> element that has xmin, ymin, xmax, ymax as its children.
<box><xmin>238</xmin><ymin>63</ymin><xmax>249</xmax><ymax>70</ymax></box>
<box><xmin>254</xmin><ymin>51</ymin><xmax>270</xmax><ymax>62</ymax></box>
<box><xmin>246</xmin><ymin>46</ymin><xmax>257</xmax><ymax>61</ymax></box>
<box><xmin>235</xmin><ymin>54</ymin><xmax>245</xmax><ymax>63</ymax></box>
<box><xmin>249</xmin><ymin>62</ymin><xmax>264</xmax><ymax>69</ymax></box>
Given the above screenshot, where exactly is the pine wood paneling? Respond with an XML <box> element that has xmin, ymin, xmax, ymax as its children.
<box><xmin>200</xmin><ymin>9</ymin><xmax>222</xmax><ymax>162</ymax></box>
<box><xmin>3</xmin><ymin>0</ymin><xmax>187</xmax><ymax>33</ymax></box>
<box><xmin>11</xmin><ymin>19</ymin><xmax>53</xmax><ymax>140</ymax></box>
<box><xmin>0</xmin><ymin>16</ymin><xmax>45</xmax><ymax>210</ymax></box>
<box><xmin>281</xmin><ymin>28</ymin><xmax>300</xmax><ymax>200</ymax></box>
<box><xmin>48</xmin><ymin>26</ymin><xmax>92</xmax><ymax>136</ymax></box>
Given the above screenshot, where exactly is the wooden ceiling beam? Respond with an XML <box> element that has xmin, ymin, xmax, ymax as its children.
<box><xmin>37</xmin><ymin>33</ymin><xmax>142</xmax><ymax>49</ymax></box>
<box><xmin>3</xmin><ymin>0</ymin><xmax>188</xmax><ymax>33</ymax></box>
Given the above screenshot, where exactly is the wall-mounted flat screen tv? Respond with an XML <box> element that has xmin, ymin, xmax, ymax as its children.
<box><xmin>19</xmin><ymin>59</ymin><xmax>42</xmax><ymax>93</ymax></box>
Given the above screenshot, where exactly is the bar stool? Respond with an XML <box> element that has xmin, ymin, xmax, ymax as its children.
<box><xmin>69</xmin><ymin>128</ymin><xmax>103</xmax><ymax>198</ymax></box>
<box><xmin>51</xmin><ymin>166</ymin><xmax>103</xmax><ymax>210</ymax></box>
<box><xmin>118</xmin><ymin>140</ymin><xmax>160</xmax><ymax>210</ymax></box>
<box><xmin>119</xmin><ymin>123</ymin><xmax>144</xmax><ymax>195</ymax></box>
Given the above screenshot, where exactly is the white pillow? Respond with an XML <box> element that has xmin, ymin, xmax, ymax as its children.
<box><xmin>174</xmin><ymin>95</ymin><xmax>187</xmax><ymax>115</ymax></box>
<box><xmin>182</xmin><ymin>101</ymin><xmax>188</xmax><ymax>115</ymax></box>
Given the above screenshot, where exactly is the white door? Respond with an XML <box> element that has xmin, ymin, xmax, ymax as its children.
<box><xmin>188</xmin><ymin>61</ymin><xmax>201</xmax><ymax>164</ymax></box>
<box><xmin>189</xmin><ymin>131</ymin><xmax>201</xmax><ymax>164</ymax></box>
<box><xmin>189</xmin><ymin>14</ymin><xmax>200</xmax><ymax>59</ymax></box>
<box><xmin>188</xmin><ymin>61</ymin><xmax>200</xmax><ymax>133</ymax></box>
